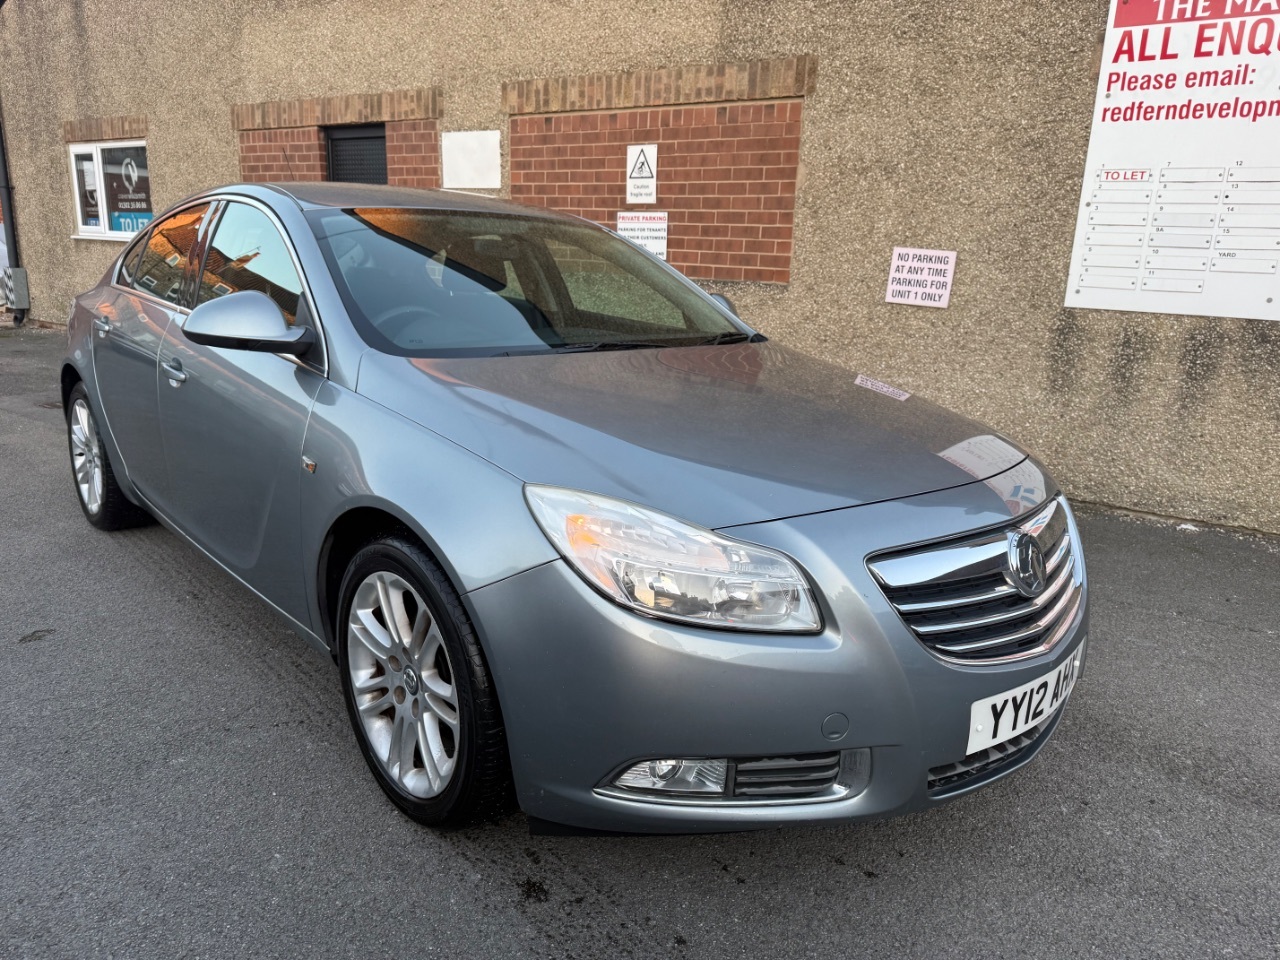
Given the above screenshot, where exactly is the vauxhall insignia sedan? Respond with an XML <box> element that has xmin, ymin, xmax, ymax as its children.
<box><xmin>62</xmin><ymin>182</ymin><xmax>1087</xmax><ymax>833</ymax></box>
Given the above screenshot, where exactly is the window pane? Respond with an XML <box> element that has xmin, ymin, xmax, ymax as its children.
<box><xmin>198</xmin><ymin>203</ymin><xmax>303</xmax><ymax>323</ymax></box>
<box><xmin>134</xmin><ymin>204</ymin><xmax>210</xmax><ymax>305</ymax></box>
<box><xmin>101</xmin><ymin>145</ymin><xmax>154</xmax><ymax>234</ymax></box>
<box><xmin>73</xmin><ymin>153</ymin><xmax>101</xmax><ymax>229</ymax></box>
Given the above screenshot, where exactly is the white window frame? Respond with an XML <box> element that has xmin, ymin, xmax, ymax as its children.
<box><xmin>68</xmin><ymin>140</ymin><xmax>152</xmax><ymax>241</ymax></box>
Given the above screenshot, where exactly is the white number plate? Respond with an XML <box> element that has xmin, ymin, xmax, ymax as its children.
<box><xmin>966</xmin><ymin>641</ymin><xmax>1085</xmax><ymax>755</ymax></box>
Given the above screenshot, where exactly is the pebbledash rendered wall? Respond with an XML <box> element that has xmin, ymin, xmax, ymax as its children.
<box><xmin>1</xmin><ymin>0</ymin><xmax>1277</xmax><ymax>534</ymax></box>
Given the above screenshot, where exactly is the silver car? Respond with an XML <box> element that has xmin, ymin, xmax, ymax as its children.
<box><xmin>62</xmin><ymin>183</ymin><xmax>1088</xmax><ymax>833</ymax></box>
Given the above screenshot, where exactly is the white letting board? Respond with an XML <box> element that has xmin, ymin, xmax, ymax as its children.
<box><xmin>442</xmin><ymin>131</ymin><xmax>502</xmax><ymax>190</ymax></box>
<box><xmin>626</xmin><ymin>144</ymin><xmax>657</xmax><ymax>203</ymax></box>
<box><xmin>885</xmin><ymin>247</ymin><xmax>956</xmax><ymax>308</ymax></box>
<box><xmin>616</xmin><ymin>211</ymin><xmax>668</xmax><ymax>259</ymax></box>
<box><xmin>1066</xmin><ymin>0</ymin><xmax>1280</xmax><ymax>322</ymax></box>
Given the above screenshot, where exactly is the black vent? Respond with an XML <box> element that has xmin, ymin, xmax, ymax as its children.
<box><xmin>927</xmin><ymin>715</ymin><xmax>1056</xmax><ymax>794</ymax></box>
<box><xmin>732</xmin><ymin>753</ymin><xmax>841</xmax><ymax>798</ymax></box>
<box><xmin>327</xmin><ymin>124</ymin><xmax>388</xmax><ymax>185</ymax></box>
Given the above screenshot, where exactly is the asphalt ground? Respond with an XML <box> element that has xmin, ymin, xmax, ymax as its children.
<box><xmin>1</xmin><ymin>325</ymin><xmax>1277</xmax><ymax>960</ymax></box>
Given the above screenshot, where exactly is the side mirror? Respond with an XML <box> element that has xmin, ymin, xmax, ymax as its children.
<box><xmin>183</xmin><ymin>290</ymin><xmax>314</xmax><ymax>355</ymax></box>
<box><xmin>709</xmin><ymin>293</ymin><xmax>738</xmax><ymax>317</ymax></box>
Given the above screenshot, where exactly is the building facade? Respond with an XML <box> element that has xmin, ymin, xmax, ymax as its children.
<box><xmin>1</xmin><ymin>0</ymin><xmax>1277</xmax><ymax>534</ymax></box>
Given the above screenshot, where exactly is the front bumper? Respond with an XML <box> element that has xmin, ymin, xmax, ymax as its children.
<box><xmin>467</xmin><ymin>474</ymin><xmax>1089</xmax><ymax>833</ymax></box>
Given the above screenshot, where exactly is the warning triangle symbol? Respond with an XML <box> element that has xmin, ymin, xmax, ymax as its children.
<box><xmin>628</xmin><ymin>149</ymin><xmax>655</xmax><ymax>179</ymax></box>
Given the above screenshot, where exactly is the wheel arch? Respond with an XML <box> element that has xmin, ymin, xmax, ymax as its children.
<box><xmin>60</xmin><ymin>362</ymin><xmax>83</xmax><ymax>413</ymax></box>
<box><xmin>317</xmin><ymin>502</ymin><xmax>466</xmax><ymax>657</ymax></box>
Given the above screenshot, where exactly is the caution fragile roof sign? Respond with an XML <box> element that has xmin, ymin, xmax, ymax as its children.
<box><xmin>626</xmin><ymin>145</ymin><xmax>657</xmax><ymax>204</ymax></box>
<box><xmin>1065</xmin><ymin>0</ymin><xmax>1280</xmax><ymax>322</ymax></box>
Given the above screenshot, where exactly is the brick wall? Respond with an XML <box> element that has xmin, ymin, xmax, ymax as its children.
<box><xmin>62</xmin><ymin>115</ymin><xmax>148</xmax><ymax>143</ymax></box>
<box><xmin>503</xmin><ymin>59</ymin><xmax>813</xmax><ymax>284</ymax></box>
<box><xmin>237</xmin><ymin>127</ymin><xmax>327</xmax><ymax>182</ymax></box>
<box><xmin>386</xmin><ymin>119</ymin><xmax>441</xmax><ymax>189</ymax></box>
<box><xmin>232</xmin><ymin>88</ymin><xmax>442</xmax><ymax>188</ymax></box>
<box><xmin>510</xmin><ymin>101</ymin><xmax>800</xmax><ymax>283</ymax></box>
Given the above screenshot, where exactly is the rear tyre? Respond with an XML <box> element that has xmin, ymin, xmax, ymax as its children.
<box><xmin>66</xmin><ymin>383</ymin><xmax>152</xmax><ymax>531</ymax></box>
<box><xmin>336</xmin><ymin>534</ymin><xmax>513</xmax><ymax>827</ymax></box>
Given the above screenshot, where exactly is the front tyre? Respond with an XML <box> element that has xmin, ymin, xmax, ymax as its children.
<box><xmin>66</xmin><ymin>383</ymin><xmax>151</xmax><ymax>531</ymax></box>
<box><xmin>337</xmin><ymin>535</ymin><xmax>513</xmax><ymax>827</ymax></box>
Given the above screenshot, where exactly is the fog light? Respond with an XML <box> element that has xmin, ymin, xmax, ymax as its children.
<box><xmin>614</xmin><ymin>758</ymin><xmax>728</xmax><ymax>795</ymax></box>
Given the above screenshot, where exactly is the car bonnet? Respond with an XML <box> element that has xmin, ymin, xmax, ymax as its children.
<box><xmin>355</xmin><ymin>342</ymin><xmax>1030</xmax><ymax>529</ymax></box>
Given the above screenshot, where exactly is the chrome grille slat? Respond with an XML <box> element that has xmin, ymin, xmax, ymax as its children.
<box><xmin>932</xmin><ymin>585</ymin><xmax>1081</xmax><ymax>654</ymax></box>
<box><xmin>913</xmin><ymin>548</ymin><xmax>1074</xmax><ymax>635</ymax></box>
<box><xmin>1045</xmin><ymin>530</ymin><xmax>1070</xmax><ymax>573</ymax></box>
<box><xmin>894</xmin><ymin>580</ymin><xmax>1018</xmax><ymax>613</ymax></box>
<box><xmin>869</xmin><ymin>497</ymin><xmax>1083</xmax><ymax>664</ymax></box>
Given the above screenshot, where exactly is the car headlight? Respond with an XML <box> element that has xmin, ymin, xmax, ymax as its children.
<box><xmin>524</xmin><ymin>485</ymin><xmax>822</xmax><ymax>633</ymax></box>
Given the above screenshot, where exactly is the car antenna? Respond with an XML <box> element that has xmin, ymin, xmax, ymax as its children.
<box><xmin>280</xmin><ymin>147</ymin><xmax>296</xmax><ymax>180</ymax></box>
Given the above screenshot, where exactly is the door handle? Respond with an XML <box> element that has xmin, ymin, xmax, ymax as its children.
<box><xmin>161</xmin><ymin>359</ymin><xmax>188</xmax><ymax>386</ymax></box>
<box><xmin>92</xmin><ymin>316</ymin><xmax>111</xmax><ymax>336</ymax></box>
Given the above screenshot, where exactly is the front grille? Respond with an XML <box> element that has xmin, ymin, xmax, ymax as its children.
<box><xmin>927</xmin><ymin>714</ymin><xmax>1055</xmax><ymax>793</ymax></box>
<box><xmin>869</xmin><ymin>497</ymin><xmax>1083</xmax><ymax>664</ymax></box>
<box><xmin>732</xmin><ymin>753</ymin><xmax>841</xmax><ymax>798</ymax></box>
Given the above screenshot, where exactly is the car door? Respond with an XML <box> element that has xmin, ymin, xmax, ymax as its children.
<box><xmin>155</xmin><ymin>199</ymin><xmax>325</xmax><ymax>624</ymax></box>
<box><xmin>90</xmin><ymin>202</ymin><xmax>211</xmax><ymax>502</ymax></box>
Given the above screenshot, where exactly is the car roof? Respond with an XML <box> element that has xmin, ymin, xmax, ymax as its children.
<box><xmin>259</xmin><ymin>181</ymin><xmax>576</xmax><ymax>220</ymax></box>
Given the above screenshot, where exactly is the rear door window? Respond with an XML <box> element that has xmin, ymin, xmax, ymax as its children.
<box><xmin>133</xmin><ymin>203</ymin><xmax>211</xmax><ymax>306</ymax></box>
<box><xmin>117</xmin><ymin>229</ymin><xmax>150</xmax><ymax>286</ymax></box>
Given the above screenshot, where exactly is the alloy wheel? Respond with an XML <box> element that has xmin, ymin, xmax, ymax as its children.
<box><xmin>346</xmin><ymin>571</ymin><xmax>460</xmax><ymax>798</ymax></box>
<box><xmin>69</xmin><ymin>398</ymin><xmax>104</xmax><ymax>515</ymax></box>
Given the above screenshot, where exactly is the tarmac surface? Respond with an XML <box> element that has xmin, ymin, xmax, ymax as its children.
<box><xmin>1</xmin><ymin>324</ymin><xmax>1277</xmax><ymax>960</ymax></box>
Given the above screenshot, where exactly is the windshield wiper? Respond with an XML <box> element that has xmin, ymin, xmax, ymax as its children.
<box><xmin>550</xmin><ymin>340</ymin><xmax>681</xmax><ymax>352</ymax></box>
<box><xmin>551</xmin><ymin>331</ymin><xmax>767</xmax><ymax>353</ymax></box>
<box><xmin>696</xmin><ymin>331</ymin><xmax>767</xmax><ymax>345</ymax></box>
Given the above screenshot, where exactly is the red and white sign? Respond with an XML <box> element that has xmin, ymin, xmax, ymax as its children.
<box><xmin>885</xmin><ymin>247</ymin><xmax>957</xmax><ymax>308</ymax></box>
<box><xmin>1066</xmin><ymin>0</ymin><xmax>1280</xmax><ymax>322</ymax></box>
<box><xmin>616</xmin><ymin>211</ymin><xmax>668</xmax><ymax>260</ymax></box>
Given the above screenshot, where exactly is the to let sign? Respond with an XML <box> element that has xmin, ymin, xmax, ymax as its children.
<box><xmin>885</xmin><ymin>247</ymin><xmax>957</xmax><ymax>308</ymax></box>
<box><xmin>1065</xmin><ymin>0</ymin><xmax>1280</xmax><ymax>322</ymax></box>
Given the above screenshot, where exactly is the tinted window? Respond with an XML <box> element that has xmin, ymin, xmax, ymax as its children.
<box><xmin>133</xmin><ymin>203</ymin><xmax>210</xmax><ymax>305</ymax></box>
<box><xmin>197</xmin><ymin>203</ymin><xmax>304</xmax><ymax>324</ymax></box>
<box><xmin>308</xmin><ymin>208</ymin><xmax>742</xmax><ymax>356</ymax></box>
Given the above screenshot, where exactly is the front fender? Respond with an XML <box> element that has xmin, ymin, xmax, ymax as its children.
<box><xmin>299</xmin><ymin>380</ymin><xmax>558</xmax><ymax>645</ymax></box>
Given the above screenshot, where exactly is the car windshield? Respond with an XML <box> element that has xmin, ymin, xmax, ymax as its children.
<box><xmin>307</xmin><ymin>207</ymin><xmax>744</xmax><ymax>356</ymax></box>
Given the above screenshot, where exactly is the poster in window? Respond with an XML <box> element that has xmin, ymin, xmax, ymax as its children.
<box><xmin>101</xmin><ymin>145</ymin><xmax>153</xmax><ymax>233</ymax></box>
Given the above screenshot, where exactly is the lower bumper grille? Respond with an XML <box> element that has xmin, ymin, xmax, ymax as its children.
<box><xmin>732</xmin><ymin>753</ymin><xmax>841</xmax><ymax>798</ymax></box>
<box><xmin>928</xmin><ymin>714</ymin><xmax>1056</xmax><ymax>794</ymax></box>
